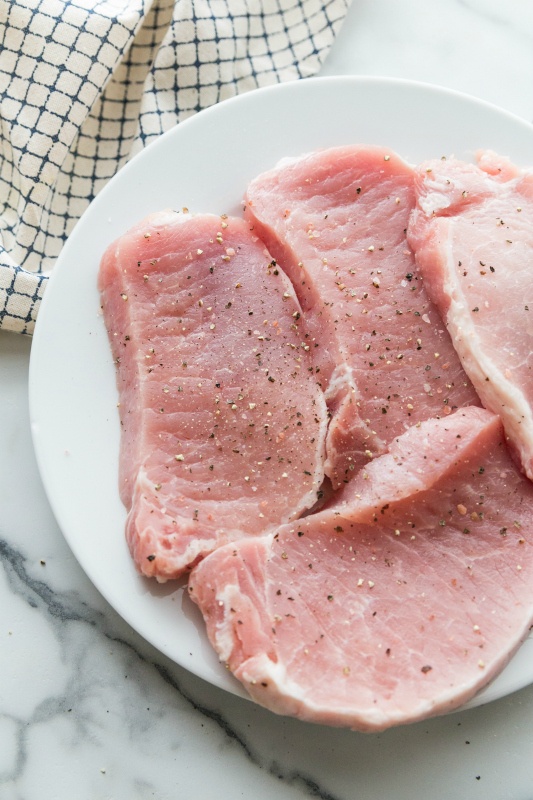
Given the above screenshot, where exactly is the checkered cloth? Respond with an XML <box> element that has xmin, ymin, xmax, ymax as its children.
<box><xmin>0</xmin><ymin>0</ymin><xmax>350</xmax><ymax>334</ymax></box>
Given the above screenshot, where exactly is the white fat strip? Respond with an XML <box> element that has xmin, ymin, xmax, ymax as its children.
<box><xmin>418</xmin><ymin>189</ymin><xmax>452</xmax><ymax>216</ymax></box>
<box><xmin>213</xmin><ymin>583</ymin><xmax>251</xmax><ymax>662</ymax></box>
<box><xmin>142</xmin><ymin>209</ymin><xmax>195</xmax><ymax>227</ymax></box>
<box><xmin>416</xmin><ymin>170</ymin><xmax>466</xmax><ymax>215</ymax></box>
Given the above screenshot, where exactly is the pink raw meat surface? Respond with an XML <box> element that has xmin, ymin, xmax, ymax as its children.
<box><xmin>98</xmin><ymin>211</ymin><xmax>327</xmax><ymax>580</ymax></box>
<box><xmin>408</xmin><ymin>150</ymin><xmax>533</xmax><ymax>480</ymax></box>
<box><xmin>189</xmin><ymin>406</ymin><xmax>533</xmax><ymax>731</ymax></box>
<box><xmin>244</xmin><ymin>145</ymin><xmax>479</xmax><ymax>489</ymax></box>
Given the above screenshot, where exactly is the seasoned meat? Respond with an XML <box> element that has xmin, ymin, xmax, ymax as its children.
<box><xmin>98</xmin><ymin>211</ymin><xmax>327</xmax><ymax>579</ymax></box>
<box><xmin>408</xmin><ymin>150</ymin><xmax>533</xmax><ymax>479</ymax></box>
<box><xmin>245</xmin><ymin>145</ymin><xmax>479</xmax><ymax>488</ymax></box>
<box><xmin>189</xmin><ymin>407</ymin><xmax>533</xmax><ymax>730</ymax></box>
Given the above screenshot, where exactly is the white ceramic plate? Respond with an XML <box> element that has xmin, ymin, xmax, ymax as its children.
<box><xmin>29</xmin><ymin>76</ymin><xmax>533</xmax><ymax>712</ymax></box>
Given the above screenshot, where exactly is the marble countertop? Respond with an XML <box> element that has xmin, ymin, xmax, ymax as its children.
<box><xmin>2</xmin><ymin>1</ymin><xmax>533</xmax><ymax>798</ymax></box>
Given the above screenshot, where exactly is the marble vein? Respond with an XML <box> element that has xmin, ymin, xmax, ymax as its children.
<box><xmin>1</xmin><ymin>536</ymin><xmax>342</xmax><ymax>800</ymax></box>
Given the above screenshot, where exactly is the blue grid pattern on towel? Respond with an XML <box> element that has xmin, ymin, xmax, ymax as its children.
<box><xmin>0</xmin><ymin>0</ymin><xmax>350</xmax><ymax>334</ymax></box>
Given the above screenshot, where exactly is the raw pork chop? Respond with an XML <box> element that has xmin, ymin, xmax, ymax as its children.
<box><xmin>98</xmin><ymin>211</ymin><xmax>327</xmax><ymax>580</ymax></box>
<box><xmin>244</xmin><ymin>145</ymin><xmax>479</xmax><ymax>488</ymax></box>
<box><xmin>189</xmin><ymin>406</ymin><xmax>533</xmax><ymax>731</ymax></box>
<box><xmin>408</xmin><ymin>151</ymin><xmax>533</xmax><ymax>480</ymax></box>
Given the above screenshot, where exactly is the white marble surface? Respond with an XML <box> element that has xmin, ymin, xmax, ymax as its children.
<box><xmin>2</xmin><ymin>2</ymin><xmax>533</xmax><ymax>798</ymax></box>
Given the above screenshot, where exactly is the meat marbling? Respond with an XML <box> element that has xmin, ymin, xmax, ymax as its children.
<box><xmin>98</xmin><ymin>211</ymin><xmax>328</xmax><ymax>580</ymax></box>
<box><xmin>408</xmin><ymin>150</ymin><xmax>533</xmax><ymax>480</ymax></box>
<box><xmin>189</xmin><ymin>406</ymin><xmax>533</xmax><ymax>731</ymax></box>
<box><xmin>244</xmin><ymin>145</ymin><xmax>479</xmax><ymax>488</ymax></box>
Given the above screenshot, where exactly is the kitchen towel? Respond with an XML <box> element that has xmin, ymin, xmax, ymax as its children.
<box><xmin>0</xmin><ymin>0</ymin><xmax>350</xmax><ymax>334</ymax></box>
